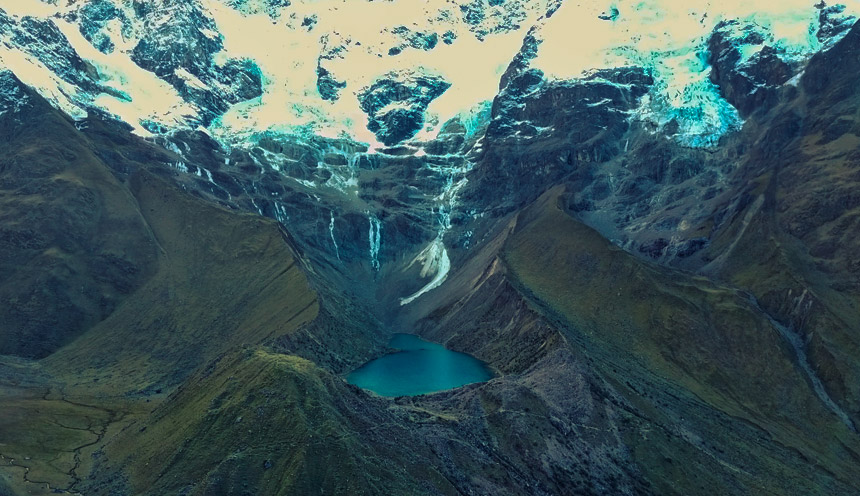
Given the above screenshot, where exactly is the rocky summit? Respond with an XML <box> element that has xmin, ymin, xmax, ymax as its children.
<box><xmin>1</xmin><ymin>1</ymin><xmax>860</xmax><ymax>495</ymax></box>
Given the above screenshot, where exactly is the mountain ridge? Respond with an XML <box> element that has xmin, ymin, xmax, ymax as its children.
<box><xmin>1</xmin><ymin>1</ymin><xmax>860</xmax><ymax>495</ymax></box>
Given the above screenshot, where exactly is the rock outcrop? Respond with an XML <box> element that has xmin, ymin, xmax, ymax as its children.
<box><xmin>358</xmin><ymin>71</ymin><xmax>451</xmax><ymax>145</ymax></box>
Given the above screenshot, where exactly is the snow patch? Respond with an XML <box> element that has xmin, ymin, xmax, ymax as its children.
<box><xmin>52</xmin><ymin>18</ymin><xmax>195</xmax><ymax>135</ymax></box>
<box><xmin>329</xmin><ymin>210</ymin><xmax>341</xmax><ymax>262</ymax></box>
<box><xmin>532</xmin><ymin>0</ymin><xmax>855</xmax><ymax>146</ymax></box>
<box><xmin>399</xmin><ymin>237</ymin><xmax>451</xmax><ymax>306</ymax></box>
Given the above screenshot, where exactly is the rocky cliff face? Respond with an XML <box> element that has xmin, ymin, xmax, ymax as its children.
<box><xmin>707</xmin><ymin>20</ymin><xmax>795</xmax><ymax>117</ymax></box>
<box><xmin>466</xmin><ymin>66</ymin><xmax>653</xmax><ymax>214</ymax></box>
<box><xmin>358</xmin><ymin>71</ymin><xmax>451</xmax><ymax>146</ymax></box>
<box><xmin>129</xmin><ymin>0</ymin><xmax>263</xmax><ymax>125</ymax></box>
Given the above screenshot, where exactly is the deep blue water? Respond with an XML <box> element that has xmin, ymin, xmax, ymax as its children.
<box><xmin>346</xmin><ymin>333</ymin><xmax>494</xmax><ymax>397</ymax></box>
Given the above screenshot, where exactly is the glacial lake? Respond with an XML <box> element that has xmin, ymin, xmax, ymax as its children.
<box><xmin>347</xmin><ymin>333</ymin><xmax>494</xmax><ymax>397</ymax></box>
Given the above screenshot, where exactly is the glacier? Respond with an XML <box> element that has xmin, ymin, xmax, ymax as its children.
<box><xmin>0</xmin><ymin>0</ymin><xmax>855</xmax><ymax>148</ymax></box>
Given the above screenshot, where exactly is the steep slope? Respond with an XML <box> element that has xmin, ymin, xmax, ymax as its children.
<box><xmin>11</xmin><ymin>142</ymin><xmax>855</xmax><ymax>495</ymax></box>
<box><xmin>88</xmin><ymin>348</ymin><xmax>457</xmax><ymax>496</ymax></box>
<box><xmin>504</xmin><ymin>187</ymin><xmax>857</xmax><ymax>441</ymax></box>
<box><xmin>678</xmin><ymin>20</ymin><xmax>860</xmax><ymax>430</ymax></box>
<box><xmin>0</xmin><ymin>70</ymin><xmax>321</xmax><ymax>393</ymax></box>
<box><xmin>2</xmin><ymin>3</ymin><xmax>860</xmax><ymax>496</ymax></box>
<box><xmin>42</xmin><ymin>168</ymin><xmax>319</xmax><ymax>396</ymax></box>
<box><xmin>0</xmin><ymin>75</ymin><xmax>330</xmax><ymax>494</ymax></box>
<box><xmin>404</xmin><ymin>187</ymin><xmax>860</xmax><ymax>495</ymax></box>
<box><xmin>0</xmin><ymin>168</ymin><xmax>330</xmax><ymax>496</ymax></box>
<box><xmin>0</xmin><ymin>71</ymin><xmax>158</xmax><ymax>359</ymax></box>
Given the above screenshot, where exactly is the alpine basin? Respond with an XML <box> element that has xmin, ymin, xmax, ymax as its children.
<box><xmin>347</xmin><ymin>334</ymin><xmax>494</xmax><ymax>397</ymax></box>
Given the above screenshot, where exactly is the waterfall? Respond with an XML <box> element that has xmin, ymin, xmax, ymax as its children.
<box><xmin>322</xmin><ymin>148</ymin><xmax>363</xmax><ymax>192</ymax></box>
<box><xmin>400</xmin><ymin>155</ymin><xmax>471</xmax><ymax>305</ymax></box>
<box><xmin>329</xmin><ymin>210</ymin><xmax>341</xmax><ymax>262</ymax></box>
<box><xmin>368</xmin><ymin>212</ymin><xmax>382</xmax><ymax>271</ymax></box>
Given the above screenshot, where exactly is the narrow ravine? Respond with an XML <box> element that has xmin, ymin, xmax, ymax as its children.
<box><xmin>748</xmin><ymin>294</ymin><xmax>858</xmax><ymax>433</ymax></box>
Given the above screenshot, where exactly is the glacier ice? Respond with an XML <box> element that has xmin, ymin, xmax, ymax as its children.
<box><xmin>3</xmin><ymin>0</ymin><xmax>854</xmax><ymax>149</ymax></box>
<box><xmin>531</xmin><ymin>0</ymin><xmax>856</xmax><ymax>146</ymax></box>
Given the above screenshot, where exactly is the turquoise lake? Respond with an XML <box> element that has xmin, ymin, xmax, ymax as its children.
<box><xmin>347</xmin><ymin>333</ymin><xmax>494</xmax><ymax>397</ymax></box>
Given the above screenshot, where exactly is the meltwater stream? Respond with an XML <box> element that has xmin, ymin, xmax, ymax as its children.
<box><xmin>347</xmin><ymin>334</ymin><xmax>494</xmax><ymax>397</ymax></box>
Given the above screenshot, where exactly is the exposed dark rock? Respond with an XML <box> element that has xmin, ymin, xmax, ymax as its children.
<box><xmin>598</xmin><ymin>7</ymin><xmax>620</xmax><ymax>21</ymax></box>
<box><xmin>74</xmin><ymin>0</ymin><xmax>130</xmax><ymax>53</ymax></box>
<box><xmin>226</xmin><ymin>0</ymin><xmax>291</xmax><ymax>18</ymax></box>
<box><xmin>301</xmin><ymin>14</ymin><xmax>317</xmax><ymax>30</ymax></box>
<box><xmin>3</xmin><ymin>5</ymin><xmax>860</xmax><ymax>496</ymax></box>
<box><xmin>317</xmin><ymin>36</ymin><xmax>349</xmax><ymax>100</ymax></box>
<box><xmin>639</xmin><ymin>236</ymin><xmax>708</xmax><ymax>259</ymax></box>
<box><xmin>498</xmin><ymin>27</ymin><xmax>541</xmax><ymax>91</ymax></box>
<box><xmin>456</xmin><ymin>0</ymin><xmax>542</xmax><ymax>40</ymax></box>
<box><xmin>130</xmin><ymin>2</ymin><xmax>263</xmax><ymax>124</ymax></box>
<box><xmin>462</xmin><ymin>66</ymin><xmax>654</xmax><ymax>221</ymax></box>
<box><xmin>817</xmin><ymin>3</ymin><xmax>857</xmax><ymax>45</ymax></box>
<box><xmin>460</xmin><ymin>1</ymin><xmax>485</xmax><ymax>26</ymax></box>
<box><xmin>488</xmin><ymin>66</ymin><xmax>652</xmax><ymax>155</ymax></box>
<box><xmin>708</xmin><ymin>20</ymin><xmax>794</xmax><ymax>117</ymax></box>
<box><xmin>803</xmin><ymin>16</ymin><xmax>860</xmax><ymax>101</ymax></box>
<box><xmin>391</xmin><ymin>26</ymin><xmax>438</xmax><ymax>52</ymax></box>
<box><xmin>358</xmin><ymin>71</ymin><xmax>451</xmax><ymax>145</ymax></box>
<box><xmin>2</xmin><ymin>15</ymin><xmax>102</xmax><ymax>95</ymax></box>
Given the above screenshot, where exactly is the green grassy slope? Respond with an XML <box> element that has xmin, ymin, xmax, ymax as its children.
<box><xmin>0</xmin><ymin>166</ymin><xmax>322</xmax><ymax>494</ymax></box>
<box><xmin>0</xmin><ymin>80</ymin><xmax>158</xmax><ymax>359</ymax></box>
<box><xmin>42</xmin><ymin>170</ymin><xmax>318</xmax><ymax>397</ymax></box>
<box><xmin>499</xmin><ymin>187</ymin><xmax>860</xmax><ymax>494</ymax></box>
<box><xmin>0</xmin><ymin>83</ymin><xmax>324</xmax><ymax>493</ymax></box>
<box><xmin>686</xmin><ymin>23</ymin><xmax>860</xmax><ymax>430</ymax></box>
<box><xmin>88</xmin><ymin>347</ymin><xmax>457</xmax><ymax>496</ymax></box>
<box><xmin>3</xmin><ymin>35</ymin><xmax>860</xmax><ymax>495</ymax></box>
<box><xmin>402</xmin><ymin>182</ymin><xmax>860</xmax><ymax>495</ymax></box>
